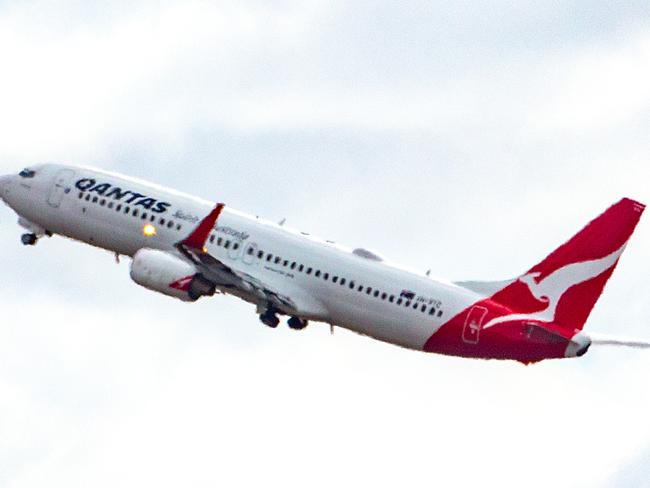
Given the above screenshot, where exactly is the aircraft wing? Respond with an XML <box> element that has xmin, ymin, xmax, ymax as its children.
<box><xmin>175</xmin><ymin>203</ymin><xmax>328</xmax><ymax>320</ymax></box>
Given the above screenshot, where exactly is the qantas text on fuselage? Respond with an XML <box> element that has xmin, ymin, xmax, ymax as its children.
<box><xmin>1</xmin><ymin>164</ymin><xmax>648</xmax><ymax>363</ymax></box>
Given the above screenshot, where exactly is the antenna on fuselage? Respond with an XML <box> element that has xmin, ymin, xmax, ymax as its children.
<box><xmin>426</xmin><ymin>269</ymin><xmax>431</xmax><ymax>277</ymax></box>
<box><xmin>278</xmin><ymin>218</ymin><xmax>286</xmax><ymax>226</ymax></box>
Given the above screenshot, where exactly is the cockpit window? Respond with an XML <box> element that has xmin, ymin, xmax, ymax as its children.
<box><xmin>19</xmin><ymin>169</ymin><xmax>36</xmax><ymax>178</ymax></box>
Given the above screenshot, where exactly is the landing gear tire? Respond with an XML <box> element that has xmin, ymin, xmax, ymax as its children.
<box><xmin>288</xmin><ymin>317</ymin><xmax>308</xmax><ymax>330</ymax></box>
<box><xmin>260</xmin><ymin>312</ymin><xmax>280</xmax><ymax>328</ymax></box>
<box><xmin>21</xmin><ymin>233</ymin><xmax>37</xmax><ymax>246</ymax></box>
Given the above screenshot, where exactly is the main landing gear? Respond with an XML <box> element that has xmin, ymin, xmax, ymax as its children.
<box><xmin>258</xmin><ymin>309</ymin><xmax>309</xmax><ymax>331</ymax></box>
<box><xmin>288</xmin><ymin>317</ymin><xmax>308</xmax><ymax>330</ymax></box>
<box><xmin>21</xmin><ymin>233</ymin><xmax>38</xmax><ymax>246</ymax></box>
<box><xmin>260</xmin><ymin>310</ymin><xmax>280</xmax><ymax>328</ymax></box>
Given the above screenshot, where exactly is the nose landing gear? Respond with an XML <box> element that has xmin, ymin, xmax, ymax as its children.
<box><xmin>21</xmin><ymin>233</ymin><xmax>38</xmax><ymax>246</ymax></box>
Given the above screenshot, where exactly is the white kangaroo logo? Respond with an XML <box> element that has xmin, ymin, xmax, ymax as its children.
<box><xmin>482</xmin><ymin>244</ymin><xmax>626</xmax><ymax>330</ymax></box>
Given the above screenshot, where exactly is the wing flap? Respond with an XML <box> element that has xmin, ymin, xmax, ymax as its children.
<box><xmin>175</xmin><ymin>204</ymin><xmax>327</xmax><ymax>320</ymax></box>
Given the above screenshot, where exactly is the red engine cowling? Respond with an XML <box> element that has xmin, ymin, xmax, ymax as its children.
<box><xmin>130</xmin><ymin>248</ymin><xmax>215</xmax><ymax>302</ymax></box>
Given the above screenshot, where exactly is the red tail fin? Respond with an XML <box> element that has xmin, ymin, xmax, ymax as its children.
<box><xmin>490</xmin><ymin>198</ymin><xmax>645</xmax><ymax>331</ymax></box>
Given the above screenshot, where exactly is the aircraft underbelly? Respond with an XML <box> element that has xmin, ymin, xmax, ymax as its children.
<box><xmin>329</xmin><ymin>301</ymin><xmax>436</xmax><ymax>350</ymax></box>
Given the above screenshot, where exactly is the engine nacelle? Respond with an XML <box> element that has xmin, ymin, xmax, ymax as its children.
<box><xmin>130</xmin><ymin>249</ymin><xmax>215</xmax><ymax>302</ymax></box>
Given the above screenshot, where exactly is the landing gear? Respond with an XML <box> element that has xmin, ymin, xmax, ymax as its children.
<box><xmin>260</xmin><ymin>310</ymin><xmax>280</xmax><ymax>328</ymax></box>
<box><xmin>21</xmin><ymin>233</ymin><xmax>37</xmax><ymax>246</ymax></box>
<box><xmin>288</xmin><ymin>316</ymin><xmax>308</xmax><ymax>330</ymax></box>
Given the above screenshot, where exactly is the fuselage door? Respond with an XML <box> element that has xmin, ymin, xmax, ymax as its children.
<box><xmin>48</xmin><ymin>169</ymin><xmax>76</xmax><ymax>208</ymax></box>
<box><xmin>243</xmin><ymin>242</ymin><xmax>257</xmax><ymax>265</ymax></box>
<box><xmin>228</xmin><ymin>238</ymin><xmax>245</xmax><ymax>261</ymax></box>
<box><xmin>462</xmin><ymin>305</ymin><xmax>488</xmax><ymax>344</ymax></box>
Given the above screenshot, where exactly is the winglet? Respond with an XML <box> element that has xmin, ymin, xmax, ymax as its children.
<box><xmin>180</xmin><ymin>203</ymin><xmax>225</xmax><ymax>251</ymax></box>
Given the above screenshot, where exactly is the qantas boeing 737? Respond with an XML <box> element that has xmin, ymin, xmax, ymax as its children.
<box><xmin>1</xmin><ymin>164</ymin><xmax>648</xmax><ymax>363</ymax></box>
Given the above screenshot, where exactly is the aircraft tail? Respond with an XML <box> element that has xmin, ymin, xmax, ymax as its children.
<box><xmin>459</xmin><ymin>198</ymin><xmax>645</xmax><ymax>332</ymax></box>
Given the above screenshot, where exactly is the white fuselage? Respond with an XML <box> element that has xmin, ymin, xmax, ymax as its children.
<box><xmin>1</xmin><ymin>163</ymin><xmax>482</xmax><ymax>351</ymax></box>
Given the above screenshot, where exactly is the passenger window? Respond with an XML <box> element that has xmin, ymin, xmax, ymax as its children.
<box><xmin>233</xmin><ymin>243</ymin><xmax>239</xmax><ymax>250</ymax></box>
<box><xmin>167</xmin><ymin>220</ymin><xmax>174</xmax><ymax>228</ymax></box>
<box><xmin>366</xmin><ymin>287</ymin><xmax>372</xmax><ymax>294</ymax></box>
<box><xmin>85</xmin><ymin>194</ymin><xmax>90</xmax><ymax>201</ymax></box>
<box><xmin>429</xmin><ymin>308</ymin><xmax>436</xmax><ymax>316</ymax></box>
<box><xmin>125</xmin><ymin>206</ymin><xmax>130</xmax><ymax>214</ymax></box>
<box><xmin>210</xmin><ymin>235</ymin><xmax>215</xmax><ymax>243</ymax></box>
<box><xmin>93</xmin><ymin>196</ymin><xmax>99</xmax><ymax>203</ymax></box>
<box><xmin>421</xmin><ymin>304</ymin><xmax>427</xmax><ymax>312</ymax></box>
<box><xmin>437</xmin><ymin>310</ymin><xmax>443</xmax><ymax>317</ymax></box>
<box><xmin>315</xmin><ymin>270</ymin><xmax>321</xmax><ymax>277</ymax></box>
<box><xmin>150</xmin><ymin>215</ymin><xmax>156</xmax><ymax>222</ymax></box>
<box><xmin>160</xmin><ymin>218</ymin><xmax>166</xmax><ymax>226</ymax></box>
<box><xmin>374</xmin><ymin>290</ymin><xmax>380</xmax><ymax>298</ymax></box>
<box><xmin>340</xmin><ymin>278</ymin><xmax>346</xmax><ymax>286</ymax></box>
<box><xmin>299</xmin><ymin>264</ymin><xmax>304</xmax><ymax>272</ymax></box>
<box><xmin>218</xmin><ymin>237</ymin><xmax>223</xmax><ymax>246</ymax></box>
<box><xmin>142</xmin><ymin>212</ymin><xmax>148</xmax><ymax>220</ymax></box>
<box><xmin>133</xmin><ymin>209</ymin><xmax>139</xmax><ymax>217</ymax></box>
<box><xmin>177</xmin><ymin>224</ymin><xmax>182</xmax><ymax>231</ymax></box>
<box><xmin>107</xmin><ymin>202</ymin><xmax>113</xmax><ymax>209</ymax></box>
<box><xmin>389</xmin><ymin>295</ymin><xmax>395</xmax><ymax>303</ymax></box>
<box><xmin>291</xmin><ymin>262</ymin><xmax>297</xmax><ymax>270</ymax></box>
<box><xmin>382</xmin><ymin>293</ymin><xmax>387</xmax><ymax>300</ymax></box>
<box><xmin>100</xmin><ymin>199</ymin><xmax>106</xmax><ymax>206</ymax></box>
<box><xmin>413</xmin><ymin>303</ymin><xmax>419</xmax><ymax>310</ymax></box>
<box><xmin>306</xmin><ymin>267</ymin><xmax>312</xmax><ymax>275</ymax></box>
<box><xmin>19</xmin><ymin>169</ymin><xmax>36</xmax><ymax>178</ymax></box>
<box><xmin>283</xmin><ymin>260</ymin><xmax>289</xmax><ymax>267</ymax></box>
<box><xmin>257</xmin><ymin>250</ymin><xmax>264</xmax><ymax>259</ymax></box>
<box><xmin>323</xmin><ymin>273</ymin><xmax>329</xmax><ymax>280</ymax></box>
<box><xmin>224</xmin><ymin>240</ymin><xmax>231</xmax><ymax>249</ymax></box>
<box><xmin>78</xmin><ymin>193</ymin><xmax>84</xmax><ymax>199</ymax></box>
<box><xmin>405</xmin><ymin>301</ymin><xmax>411</xmax><ymax>307</ymax></box>
<box><xmin>116</xmin><ymin>204</ymin><xmax>122</xmax><ymax>212</ymax></box>
<box><xmin>275</xmin><ymin>256</ymin><xmax>281</xmax><ymax>264</ymax></box>
<box><xmin>358</xmin><ymin>285</ymin><xmax>363</xmax><ymax>292</ymax></box>
<box><xmin>332</xmin><ymin>276</ymin><xmax>338</xmax><ymax>283</ymax></box>
<box><xmin>397</xmin><ymin>298</ymin><xmax>403</xmax><ymax>305</ymax></box>
<box><xmin>267</xmin><ymin>254</ymin><xmax>273</xmax><ymax>262</ymax></box>
<box><xmin>247</xmin><ymin>247</ymin><xmax>254</xmax><ymax>256</ymax></box>
<box><xmin>349</xmin><ymin>281</ymin><xmax>355</xmax><ymax>289</ymax></box>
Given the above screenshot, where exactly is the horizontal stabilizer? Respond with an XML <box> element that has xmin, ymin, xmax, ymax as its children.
<box><xmin>455</xmin><ymin>279</ymin><xmax>516</xmax><ymax>297</ymax></box>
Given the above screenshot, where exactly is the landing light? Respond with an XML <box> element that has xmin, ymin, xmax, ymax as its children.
<box><xmin>143</xmin><ymin>224</ymin><xmax>157</xmax><ymax>237</ymax></box>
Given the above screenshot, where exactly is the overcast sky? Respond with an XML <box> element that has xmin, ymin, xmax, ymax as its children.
<box><xmin>1</xmin><ymin>1</ymin><xmax>649</xmax><ymax>487</ymax></box>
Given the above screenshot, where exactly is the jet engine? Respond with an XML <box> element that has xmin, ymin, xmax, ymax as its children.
<box><xmin>130</xmin><ymin>248</ymin><xmax>215</xmax><ymax>302</ymax></box>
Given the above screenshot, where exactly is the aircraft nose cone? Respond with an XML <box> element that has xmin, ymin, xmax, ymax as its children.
<box><xmin>0</xmin><ymin>175</ymin><xmax>11</xmax><ymax>200</ymax></box>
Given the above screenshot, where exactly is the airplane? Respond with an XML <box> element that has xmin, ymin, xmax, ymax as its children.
<box><xmin>1</xmin><ymin>163</ymin><xmax>648</xmax><ymax>364</ymax></box>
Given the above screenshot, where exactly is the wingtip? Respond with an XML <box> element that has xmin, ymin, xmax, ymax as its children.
<box><xmin>181</xmin><ymin>203</ymin><xmax>226</xmax><ymax>250</ymax></box>
<box><xmin>620</xmin><ymin>198</ymin><xmax>646</xmax><ymax>213</ymax></box>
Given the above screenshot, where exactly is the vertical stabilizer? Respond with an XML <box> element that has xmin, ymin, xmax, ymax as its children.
<box><xmin>469</xmin><ymin>198</ymin><xmax>644</xmax><ymax>331</ymax></box>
